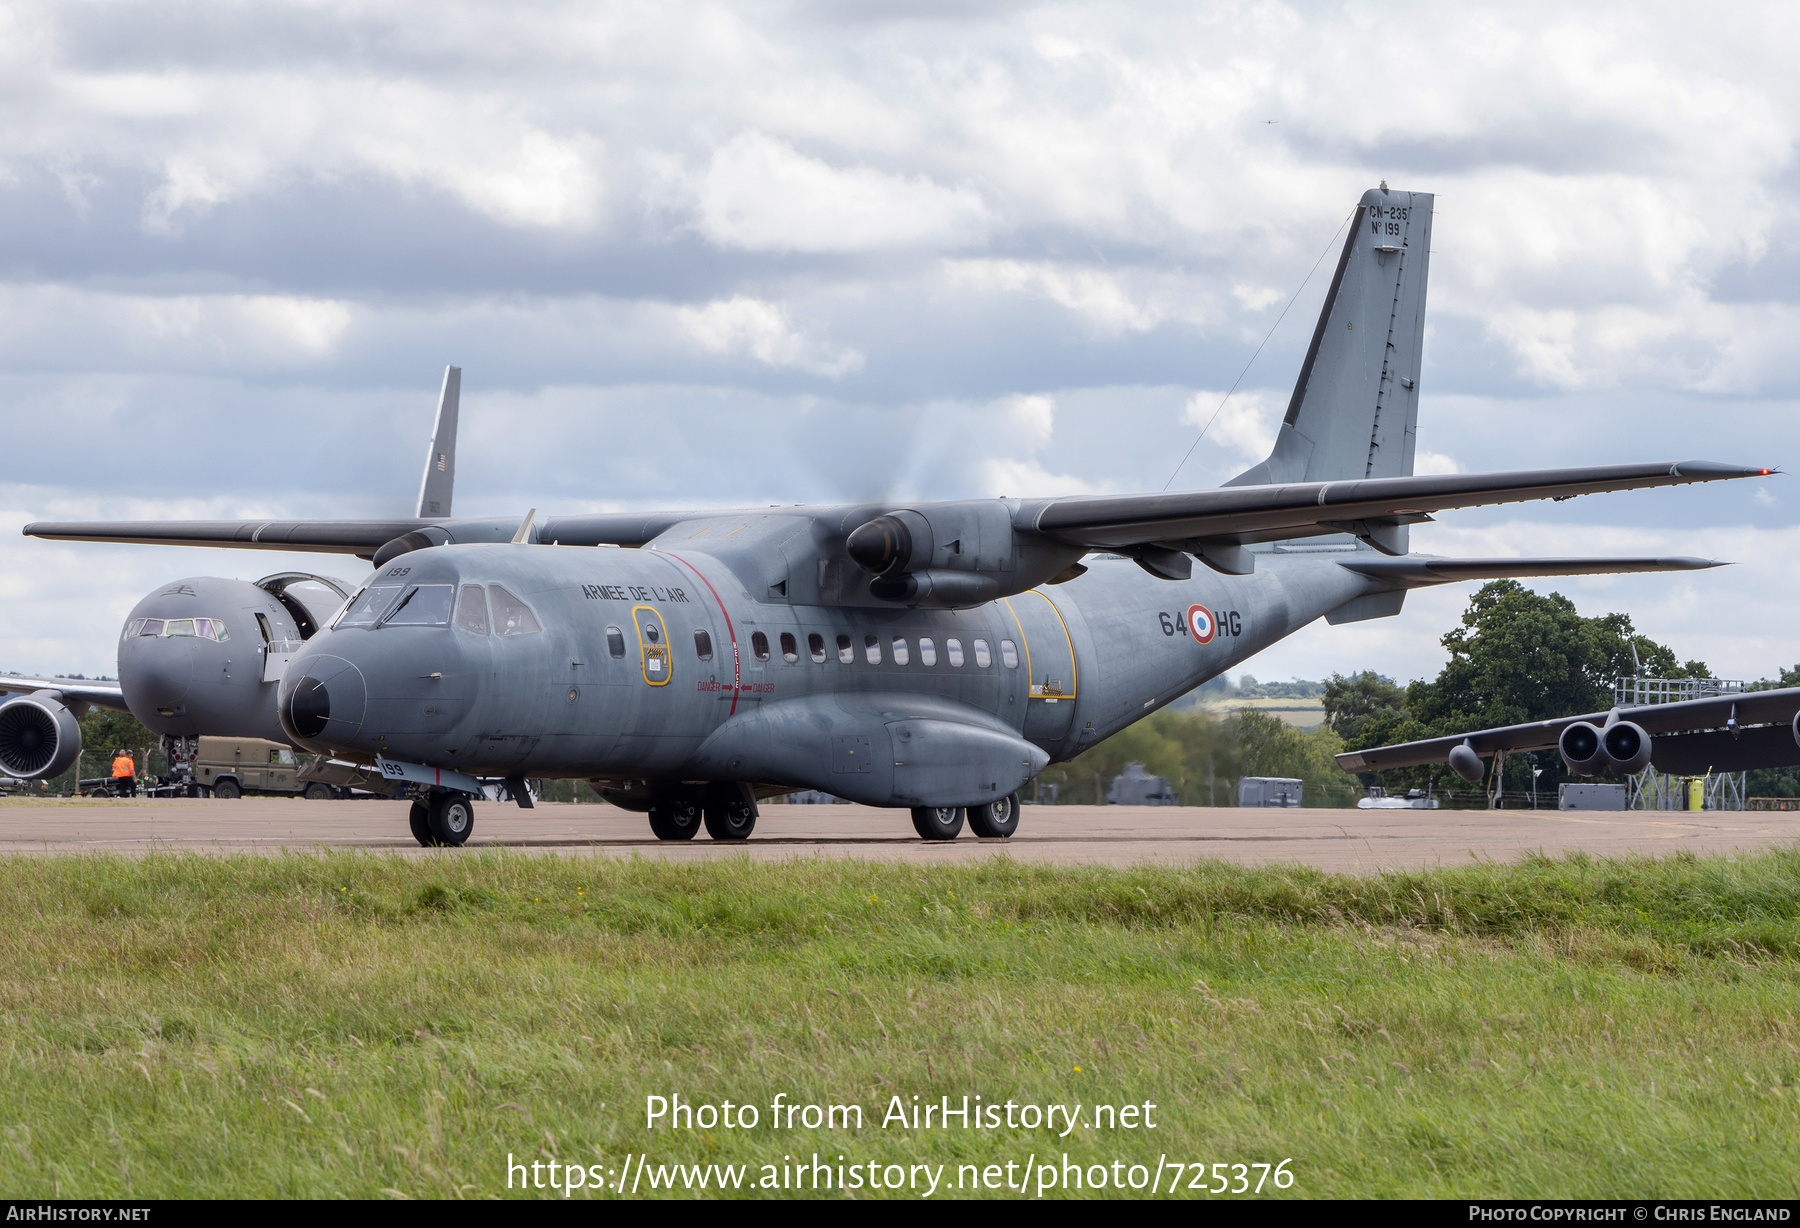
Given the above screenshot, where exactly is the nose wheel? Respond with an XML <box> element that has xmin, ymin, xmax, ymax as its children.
<box><xmin>410</xmin><ymin>793</ymin><xmax>475</xmax><ymax>847</ymax></box>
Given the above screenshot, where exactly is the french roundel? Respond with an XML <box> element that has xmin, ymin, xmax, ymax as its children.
<box><xmin>1186</xmin><ymin>604</ymin><xmax>1216</xmax><ymax>644</ymax></box>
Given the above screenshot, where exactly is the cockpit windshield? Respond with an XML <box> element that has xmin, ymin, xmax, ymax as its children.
<box><xmin>382</xmin><ymin>585</ymin><xmax>456</xmax><ymax>627</ymax></box>
<box><xmin>125</xmin><ymin>617</ymin><xmax>228</xmax><ymax>641</ymax></box>
<box><xmin>332</xmin><ymin>585</ymin><xmax>405</xmax><ymax>630</ymax></box>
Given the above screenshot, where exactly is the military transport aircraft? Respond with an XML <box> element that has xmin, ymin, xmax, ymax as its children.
<box><xmin>1336</xmin><ymin>685</ymin><xmax>1800</xmax><ymax>791</ymax></box>
<box><xmin>0</xmin><ymin>368</ymin><xmax>464</xmax><ymax>792</ymax></box>
<box><xmin>11</xmin><ymin>187</ymin><xmax>1772</xmax><ymax>846</ymax></box>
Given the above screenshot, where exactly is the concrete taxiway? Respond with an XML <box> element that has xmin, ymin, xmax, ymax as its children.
<box><xmin>1</xmin><ymin>796</ymin><xmax>1795</xmax><ymax>872</ymax></box>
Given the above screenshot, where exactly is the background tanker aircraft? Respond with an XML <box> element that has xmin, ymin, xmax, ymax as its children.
<box><xmin>0</xmin><ymin>368</ymin><xmax>465</xmax><ymax>792</ymax></box>
<box><xmin>14</xmin><ymin>187</ymin><xmax>1772</xmax><ymax>845</ymax></box>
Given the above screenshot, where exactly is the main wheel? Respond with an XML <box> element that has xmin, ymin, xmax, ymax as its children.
<box><xmin>967</xmin><ymin>792</ymin><xmax>1021</xmax><ymax>839</ymax></box>
<box><xmin>408</xmin><ymin>800</ymin><xmax>433</xmax><ymax>846</ymax></box>
<box><xmin>213</xmin><ymin>778</ymin><xmax>241</xmax><ymax>800</ymax></box>
<box><xmin>303</xmin><ymin>782</ymin><xmax>334</xmax><ymax>800</ymax></box>
<box><xmin>647</xmin><ymin>799</ymin><xmax>702</xmax><ymax>841</ymax></box>
<box><xmin>910</xmin><ymin>805</ymin><xmax>964</xmax><ymax>841</ymax></box>
<box><xmin>702</xmin><ymin>798</ymin><xmax>756</xmax><ymax>841</ymax></box>
<box><xmin>427</xmin><ymin>793</ymin><xmax>475</xmax><ymax>846</ymax></box>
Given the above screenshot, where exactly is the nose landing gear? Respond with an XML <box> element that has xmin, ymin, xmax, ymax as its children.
<box><xmin>410</xmin><ymin>792</ymin><xmax>476</xmax><ymax>847</ymax></box>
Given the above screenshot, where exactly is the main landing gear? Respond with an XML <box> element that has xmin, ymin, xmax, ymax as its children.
<box><xmin>647</xmin><ymin>798</ymin><xmax>702</xmax><ymax>841</ymax></box>
<box><xmin>911</xmin><ymin>792</ymin><xmax>1020</xmax><ymax>841</ymax></box>
<box><xmin>646</xmin><ymin>784</ymin><xmax>759</xmax><ymax>841</ymax></box>
<box><xmin>410</xmin><ymin>792</ymin><xmax>476</xmax><ymax>847</ymax></box>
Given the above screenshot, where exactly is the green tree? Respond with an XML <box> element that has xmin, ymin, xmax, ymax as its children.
<box><xmin>1321</xmin><ymin>671</ymin><xmax>1406</xmax><ymax>744</ymax></box>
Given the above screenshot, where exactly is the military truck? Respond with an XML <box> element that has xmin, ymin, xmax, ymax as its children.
<box><xmin>195</xmin><ymin>737</ymin><xmax>339</xmax><ymax>799</ymax></box>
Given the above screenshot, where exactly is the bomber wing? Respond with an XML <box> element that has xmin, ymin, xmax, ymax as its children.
<box><xmin>0</xmin><ymin>674</ymin><xmax>130</xmax><ymax>715</ymax></box>
<box><xmin>1336</xmin><ymin>687</ymin><xmax>1800</xmax><ymax>774</ymax></box>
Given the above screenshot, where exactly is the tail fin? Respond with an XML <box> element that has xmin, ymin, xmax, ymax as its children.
<box><xmin>1227</xmin><ymin>187</ymin><xmax>1433</xmax><ymax>488</ymax></box>
<box><xmin>416</xmin><ymin>365</ymin><xmax>461</xmax><ymax>518</ymax></box>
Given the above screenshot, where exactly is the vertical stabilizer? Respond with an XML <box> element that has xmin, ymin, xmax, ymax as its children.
<box><xmin>1227</xmin><ymin>187</ymin><xmax>1433</xmax><ymax>489</ymax></box>
<box><xmin>416</xmin><ymin>365</ymin><xmax>461</xmax><ymax>518</ymax></box>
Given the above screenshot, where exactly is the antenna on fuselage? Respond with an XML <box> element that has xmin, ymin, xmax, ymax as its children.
<box><xmin>416</xmin><ymin>365</ymin><xmax>461</xmax><ymax>518</ymax></box>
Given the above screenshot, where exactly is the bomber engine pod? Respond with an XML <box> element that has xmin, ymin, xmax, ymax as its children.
<box><xmin>1559</xmin><ymin>721</ymin><xmax>1605</xmax><ymax>776</ymax></box>
<box><xmin>0</xmin><ymin>694</ymin><xmax>82</xmax><ymax>780</ymax></box>
<box><xmin>1601</xmin><ymin>720</ymin><xmax>1652</xmax><ymax>774</ymax></box>
<box><xmin>1447</xmin><ymin>742</ymin><xmax>1484</xmax><ymax>782</ymax></box>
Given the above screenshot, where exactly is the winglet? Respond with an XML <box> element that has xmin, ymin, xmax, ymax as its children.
<box><xmin>511</xmin><ymin>509</ymin><xmax>537</xmax><ymax>545</ymax></box>
<box><xmin>416</xmin><ymin>366</ymin><xmax>461</xmax><ymax>518</ymax></box>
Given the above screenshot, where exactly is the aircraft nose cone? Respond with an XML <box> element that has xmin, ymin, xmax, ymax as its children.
<box><xmin>120</xmin><ymin>638</ymin><xmax>195</xmax><ymax>711</ymax></box>
<box><xmin>278</xmin><ymin>654</ymin><xmax>366</xmax><ymax>752</ymax></box>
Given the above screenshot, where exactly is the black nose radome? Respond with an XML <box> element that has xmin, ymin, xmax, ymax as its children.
<box><xmin>288</xmin><ymin>677</ymin><xmax>331</xmax><ymax>739</ymax></box>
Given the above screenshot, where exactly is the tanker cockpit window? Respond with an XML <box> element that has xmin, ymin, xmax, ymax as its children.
<box><xmin>383</xmin><ymin>585</ymin><xmax>455</xmax><ymax>627</ymax></box>
<box><xmin>488</xmin><ymin>585</ymin><xmax>543</xmax><ymax>636</ymax></box>
<box><xmin>752</xmin><ymin>632</ymin><xmax>770</xmax><ymax>662</ymax></box>
<box><xmin>606</xmin><ymin>626</ymin><xmax>626</xmax><ymax>659</ymax></box>
<box><xmin>456</xmin><ymin>586</ymin><xmax>490</xmax><ymax>635</ymax></box>
<box><xmin>781</xmin><ymin>632</ymin><xmax>800</xmax><ymax>663</ymax></box>
<box><xmin>334</xmin><ymin>585</ymin><xmax>404</xmax><ymax>629</ymax></box>
<box><xmin>694</xmin><ymin>629</ymin><xmax>714</xmax><ymax>661</ymax></box>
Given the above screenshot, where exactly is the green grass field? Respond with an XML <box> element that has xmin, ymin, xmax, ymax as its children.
<box><xmin>0</xmin><ymin>848</ymin><xmax>1797</xmax><ymax>1199</ymax></box>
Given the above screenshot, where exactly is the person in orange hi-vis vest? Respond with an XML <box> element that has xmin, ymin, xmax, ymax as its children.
<box><xmin>110</xmin><ymin>749</ymin><xmax>136</xmax><ymax>798</ymax></box>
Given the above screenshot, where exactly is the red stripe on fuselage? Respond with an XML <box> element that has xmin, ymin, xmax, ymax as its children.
<box><xmin>654</xmin><ymin>551</ymin><xmax>741</xmax><ymax>717</ymax></box>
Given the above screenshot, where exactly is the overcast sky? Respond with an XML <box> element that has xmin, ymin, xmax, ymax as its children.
<box><xmin>3</xmin><ymin>0</ymin><xmax>1797</xmax><ymax>686</ymax></box>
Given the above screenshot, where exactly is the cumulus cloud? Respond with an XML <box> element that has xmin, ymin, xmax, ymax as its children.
<box><xmin>673</xmin><ymin>296</ymin><xmax>863</xmax><ymax>376</ymax></box>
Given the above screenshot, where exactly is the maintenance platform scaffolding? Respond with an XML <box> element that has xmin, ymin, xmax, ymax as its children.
<box><xmin>1612</xmin><ymin>674</ymin><xmax>1748</xmax><ymax>812</ymax></box>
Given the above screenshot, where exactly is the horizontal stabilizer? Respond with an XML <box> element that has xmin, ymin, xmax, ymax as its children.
<box><xmin>1339</xmin><ymin>554</ymin><xmax>1723</xmax><ymax>587</ymax></box>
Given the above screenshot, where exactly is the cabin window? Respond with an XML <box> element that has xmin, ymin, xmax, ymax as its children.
<box><xmin>488</xmin><ymin>585</ymin><xmax>543</xmax><ymax>636</ymax></box>
<box><xmin>918</xmin><ymin>637</ymin><xmax>937</xmax><ymax>666</ymax></box>
<box><xmin>694</xmin><ymin>629</ymin><xmax>714</xmax><ymax>661</ymax></box>
<box><xmin>972</xmin><ymin>639</ymin><xmax>992</xmax><ymax>668</ymax></box>
<box><xmin>861</xmin><ymin>634</ymin><xmax>880</xmax><ymax>664</ymax></box>
<box><xmin>1000</xmin><ymin>639</ymin><xmax>1019</xmax><ymax>669</ymax></box>
<box><xmin>891</xmin><ymin>637</ymin><xmax>910</xmax><ymax>666</ymax></box>
<box><xmin>752</xmin><ymin>631</ymin><xmax>770</xmax><ymax>662</ymax></box>
<box><xmin>457</xmin><ymin>586</ymin><xmax>490</xmax><ymax>634</ymax></box>
<box><xmin>384</xmin><ymin>585</ymin><xmax>456</xmax><ymax>627</ymax></box>
<box><xmin>808</xmin><ymin>633</ymin><xmax>826</xmax><ymax>663</ymax></box>
<box><xmin>836</xmin><ymin>634</ymin><xmax>854</xmax><ymax>664</ymax></box>
<box><xmin>605</xmin><ymin>626</ymin><xmax>626</xmax><ymax>659</ymax></box>
<box><xmin>946</xmin><ymin>638</ymin><xmax>965</xmax><ymax>667</ymax></box>
<box><xmin>781</xmin><ymin>632</ymin><xmax>800</xmax><ymax>664</ymax></box>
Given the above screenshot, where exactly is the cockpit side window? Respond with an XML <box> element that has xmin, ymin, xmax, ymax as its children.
<box><xmin>456</xmin><ymin>586</ymin><xmax>490</xmax><ymax>634</ymax></box>
<box><xmin>488</xmin><ymin>585</ymin><xmax>543</xmax><ymax>636</ymax></box>
<box><xmin>334</xmin><ymin>585</ymin><xmax>404</xmax><ymax>629</ymax></box>
<box><xmin>383</xmin><ymin>585</ymin><xmax>456</xmax><ymax>627</ymax></box>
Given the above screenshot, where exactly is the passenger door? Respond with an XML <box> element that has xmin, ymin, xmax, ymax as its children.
<box><xmin>1004</xmin><ymin>591</ymin><xmax>1079</xmax><ymax>743</ymax></box>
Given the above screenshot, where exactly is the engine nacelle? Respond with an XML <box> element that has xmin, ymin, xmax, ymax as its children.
<box><xmin>1447</xmin><ymin>743</ymin><xmax>1484</xmax><ymax>782</ymax></box>
<box><xmin>0</xmin><ymin>693</ymin><xmax>81</xmax><ymax>780</ymax></box>
<box><xmin>844</xmin><ymin>502</ymin><xmax>1085</xmax><ymax>609</ymax></box>
<box><xmin>1601</xmin><ymin>720</ymin><xmax>1652</xmax><ymax>774</ymax></box>
<box><xmin>1559</xmin><ymin>721</ymin><xmax>1605</xmax><ymax>776</ymax></box>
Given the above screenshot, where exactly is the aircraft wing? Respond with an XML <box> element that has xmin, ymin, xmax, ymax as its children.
<box><xmin>1019</xmin><ymin>461</ymin><xmax>1768</xmax><ymax>551</ymax></box>
<box><xmin>1337</xmin><ymin>555</ymin><xmax>1723</xmax><ymax>585</ymax></box>
<box><xmin>1336</xmin><ymin>687</ymin><xmax>1800</xmax><ymax>773</ymax></box>
<box><xmin>21</xmin><ymin>511</ymin><xmax>709</xmax><ymax>554</ymax></box>
<box><xmin>0</xmin><ymin>674</ymin><xmax>130</xmax><ymax>714</ymax></box>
